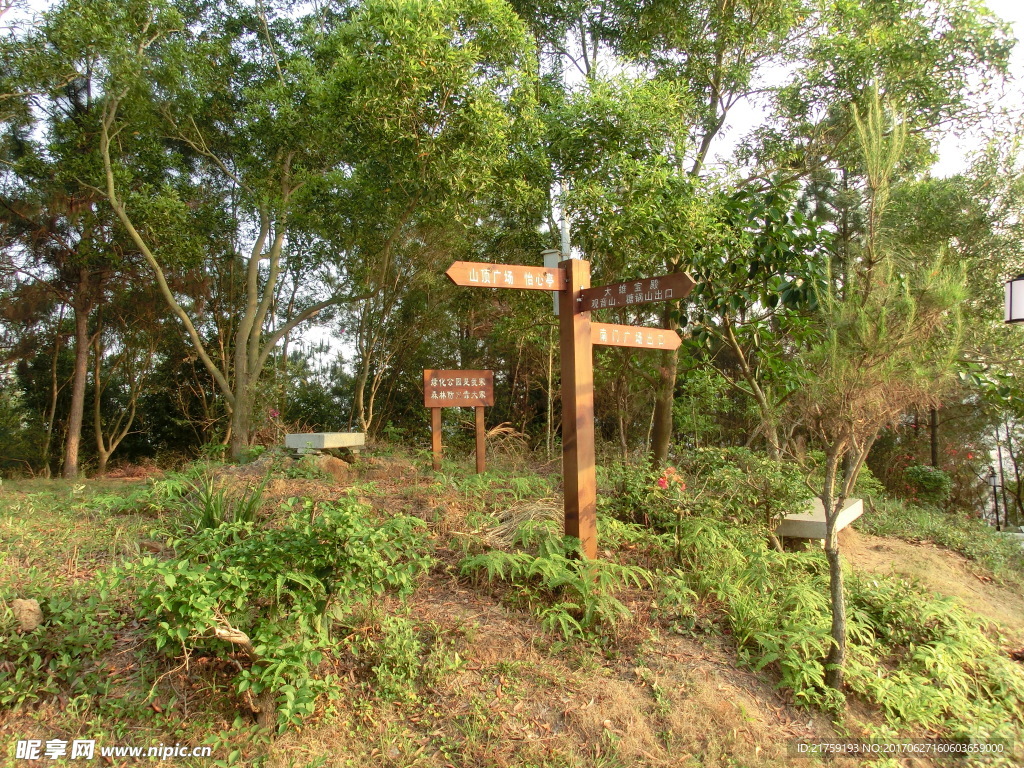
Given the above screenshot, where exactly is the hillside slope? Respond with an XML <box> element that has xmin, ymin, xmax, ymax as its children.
<box><xmin>2</xmin><ymin>452</ymin><xmax>1022</xmax><ymax>767</ymax></box>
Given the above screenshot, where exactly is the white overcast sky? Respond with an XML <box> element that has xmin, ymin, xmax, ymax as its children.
<box><xmin>931</xmin><ymin>0</ymin><xmax>1024</xmax><ymax>176</ymax></box>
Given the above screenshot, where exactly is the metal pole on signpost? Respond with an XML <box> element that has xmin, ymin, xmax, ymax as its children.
<box><xmin>559</xmin><ymin>258</ymin><xmax>597</xmax><ymax>558</ymax></box>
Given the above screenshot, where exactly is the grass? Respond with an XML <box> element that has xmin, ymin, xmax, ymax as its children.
<box><xmin>2</xmin><ymin>449</ymin><xmax>1023</xmax><ymax>767</ymax></box>
<box><xmin>854</xmin><ymin>494</ymin><xmax>1024</xmax><ymax>584</ymax></box>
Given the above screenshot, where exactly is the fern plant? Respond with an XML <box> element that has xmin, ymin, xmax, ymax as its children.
<box><xmin>459</xmin><ymin>524</ymin><xmax>652</xmax><ymax>641</ymax></box>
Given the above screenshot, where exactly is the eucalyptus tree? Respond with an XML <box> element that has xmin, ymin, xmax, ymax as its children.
<box><xmin>11</xmin><ymin>0</ymin><xmax>535</xmax><ymax>459</ymax></box>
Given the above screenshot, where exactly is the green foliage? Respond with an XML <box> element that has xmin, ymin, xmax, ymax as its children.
<box><xmin>345</xmin><ymin>613</ymin><xmax>462</xmax><ymax>702</ymax></box>
<box><xmin>671</xmin><ymin>367</ymin><xmax>732</xmax><ymax>449</ymax></box>
<box><xmin>673</xmin><ymin>517</ymin><xmax>843</xmax><ymax>712</ymax></box>
<box><xmin>459</xmin><ymin>524</ymin><xmax>652</xmax><ymax>641</ymax></box>
<box><xmin>175</xmin><ymin>473</ymin><xmax>268</xmax><ymax>531</ymax></box>
<box><xmin>0</xmin><ymin>379</ymin><xmax>45</xmax><ymax>476</ymax></box>
<box><xmin>845</xmin><ymin>575</ymin><xmax>1024</xmax><ymax>736</ymax></box>
<box><xmin>603</xmin><ymin>449</ymin><xmax>807</xmax><ymax>539</ymax></box>
<box><xmin>902</xmin><ymin>464</ymin><xmax>952</xmax><ymax>505</ymax></box>
<box><xmin>673</xmin><ymin>515</ymin><xmax>1024</xmax><ymax>739</ymax></box>
<box><xmin>124</xmin><ymin>494</ymin><xmax>433</xmax><ymax>730</ymax></box>
<box><xmin>0</xmin><ymin>584</ymin><xmax>122</xmax><ymax>708</ymax></box>
<box><xmin>282</xmin><ymin>455</ymin><xmax>329</xmax><ymax>481</ymax></box>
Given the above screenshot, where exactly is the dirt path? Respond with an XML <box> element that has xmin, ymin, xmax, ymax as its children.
<box><xmin>842</xmin><ymin>527</ymin><xmax>1024</xmax><ymax>638</ymax></box>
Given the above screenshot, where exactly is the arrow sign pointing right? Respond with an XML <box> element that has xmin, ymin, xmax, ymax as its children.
<box><xmin>577</xmin><ymin>271</ymin><xmax>695</xmax><ymax>311</ymax></box>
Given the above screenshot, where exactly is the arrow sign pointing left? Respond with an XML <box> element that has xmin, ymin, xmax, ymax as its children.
<box><xmin>446</xmin><ymin>261</ymin><xmax>566</xmax><ymax>291</ymax></box>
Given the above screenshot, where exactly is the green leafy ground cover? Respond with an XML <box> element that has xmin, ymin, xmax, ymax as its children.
<box><xmin>1</xmin><ymin>450</ymin><xmax>1022</xmax><ymax>767</ymax></box>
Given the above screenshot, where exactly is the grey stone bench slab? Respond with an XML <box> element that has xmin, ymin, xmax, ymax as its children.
<box><xmin>285</xmin><ymin>432</ymin><xmax>366</xmax><ymax>454</ymax></box>
<box><xmin>775</xmin><ymin>497</ymin><xmax>864</xmax><ymax>540</ymax></box>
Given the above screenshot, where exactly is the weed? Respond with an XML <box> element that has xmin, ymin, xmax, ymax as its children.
<box><xmin>176</xmin><ymin>473</ymin><xmax>267</xmax><ymax>531</ymax></box>
<box><xmin>122</xmin><ymin>494</ymin><xmax>433</xmax><ymax>730</ymax></box>
<box><xmin>0</xmin><ymin>581</ymin><xmax>125</xmax><ymax>708</ymax></box>
<box><xmin>283</xmin><ymin>455</ymin><xmax>329</xmax><ymax>481</ymax></box>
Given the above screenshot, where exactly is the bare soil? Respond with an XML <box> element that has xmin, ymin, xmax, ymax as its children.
<box><xmin>841</xmin><ymin>526</ymin><xmax>1024</xmax><ymax>639</ymax></box>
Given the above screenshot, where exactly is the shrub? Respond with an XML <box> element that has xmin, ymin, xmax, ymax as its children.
<box><xmin>602</xmin><ymin>448</ymin><xmax>807</xmax><ymax>547</ymax></box>
<box><xmin>124</xmin><ymin>494</ymin><xmax>432</xmax><ymax>730</ymax></box>
<box><xmin>902</xmin><ymin>464</ymin><xmax>952</xmax><ymax>505</ymax></box>
<box><xmin>672</xmin><ymin>515</ymin><xmax>1024</xmax><ymax>741</ymax></box>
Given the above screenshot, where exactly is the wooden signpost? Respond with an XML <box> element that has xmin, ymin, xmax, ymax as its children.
<box><xmin>447</xmin><ymin>259</ymin><xmax>695</xmax><ymax>558</ymax></box>
<box><xmin>424</xmin><ymin>369</ymin><xmax>494</xmax><ymax>473</ymax></box>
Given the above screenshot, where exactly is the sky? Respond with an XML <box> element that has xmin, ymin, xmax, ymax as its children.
<box><xmin>932</xmin><ymin>0</ymin><xmax>1024</xmax><ymax>176</ymax></box>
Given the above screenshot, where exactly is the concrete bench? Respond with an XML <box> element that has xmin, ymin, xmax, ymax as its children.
<box><xmin>775</xmin><ymin>497</ymin><xmax>864</xmax><ymax>540</ymax></box>
<box><xmin>285</xmin><ymin>432</ymin><xmax>365</xmax><ymax>454</ymax></box>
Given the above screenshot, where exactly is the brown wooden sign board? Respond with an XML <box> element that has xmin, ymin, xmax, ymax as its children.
<box><xmin>577</xmin><ymin>271</ymin><xmax>695</xmax><ymax>312</ymax></box>
<box><xmin>446</xmin><ymin>261</ymin><xmax>566</xmax><ymax>291</ymax></box>
<box><xmin>591</xmin><ymin>322</ymin><xmax>682</xmax><ymax>350</ymax></box>
<box><xmin>424</xmin><ymin>369</ymin><xmax>493</xmax><ymax>474</ymax></box>
<box><xmin>423</xmin><ymin>369</ymin><xmax>494</xmax><ymax>408</ymax></box>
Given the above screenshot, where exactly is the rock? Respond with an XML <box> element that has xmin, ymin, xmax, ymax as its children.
<box><xmin>12</xmin><ymin>598</ymin><xmax>43</xmax><ymax>632</ymax></box>
<box><xmin>316</xmin><ymin>456</ymin><xmax>352</xmax><ymax>484</ymax></box>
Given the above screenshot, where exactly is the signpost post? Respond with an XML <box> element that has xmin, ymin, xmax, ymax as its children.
<box><xmin>446</xmin><ymin>259</ymin><xmax>696</xmax><ymax>558</ymax></box>
<box><xmin>424</xmin><ymin>369</ymin><xmax>494</xmax><ymax>473</ymax></box>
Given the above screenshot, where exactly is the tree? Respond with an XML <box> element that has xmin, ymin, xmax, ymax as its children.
<box><xmin>10</xmin><ymin>0</ymin><xmax>535</xmax><ymax>459</ymax></box>
<box><xmin>793</xmin><ymin>95</ymin><xmax>966</xmax><ymax>690</ymax></box>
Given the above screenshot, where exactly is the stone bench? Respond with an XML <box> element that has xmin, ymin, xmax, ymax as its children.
<box><xmin>774</xmin><ymin>497</ymin><xmax>864</xmax><ymax>540</ymax></box>
<box><xmin>285</xmin><ymin>432</ymin><xmax>365</xmax><ymax>454</ymax></box>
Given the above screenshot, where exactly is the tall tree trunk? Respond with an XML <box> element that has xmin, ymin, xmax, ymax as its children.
<box><xmin>822</xmin><ymin>447</ymin><xmax>847</xmax><ymax>690</ymax></box>
<box><xmin>42</xmin><ymin>312</ymin><xmax>66</xmax><ymax>479</ymax></box>
<box><xmin>998</xmin><ymin>425</ymin><xmax>1012</xmax><ymax>526</ymax></box>
<box><xmin>1003</xmin><ymin>421</ymin><xmax>1024</xmax><ymax>525</ymax></box>
<box><xmin>63</xmin><ymin>268</ymin><xmax>92</xmax><ymax>479</ymax></box>
<box><xmin>650</xmin><ymin>347</ymin><xmax>677</xmax><ymax>466</ymax></box>
<box><xmin>229</xmin><ymin>373</ymin><xmax>250</xmax><ymax>461</ymax></box>
<box><xmin>354</xmin><ymin>360</ymin><xmax>371</xmax><ymax>433</ymax></box>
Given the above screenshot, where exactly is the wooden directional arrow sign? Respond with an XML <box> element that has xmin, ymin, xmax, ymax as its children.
<box><xmin>577</xmin><ymin>271</ymin><xmax>695</xmax><ymax>312</ymax></box>
<box><xmin>446</xmin><ymin>261</ymin><xmax>566</xmax><ymax>291</ymax></box>
<box><xmin>591</xmin><ymin>323</ymin><xmax>682</xmax><ymax>350</ymax></box>
<box><xmin>444</xmin><ymin>256</ymin><xmax>701</xmax><ymax>560</ymax></box>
